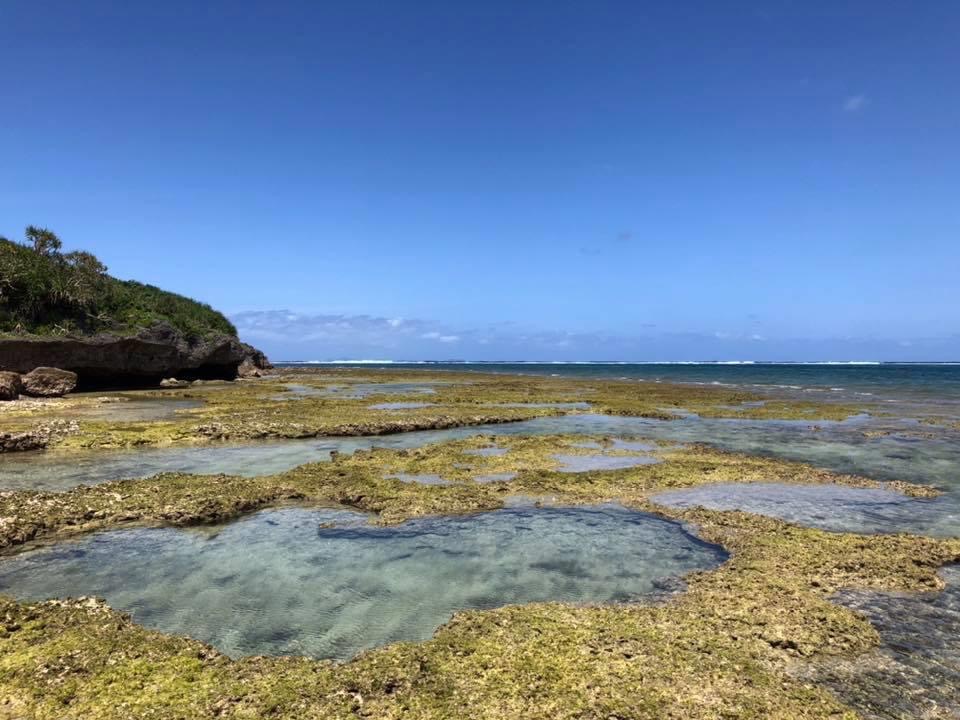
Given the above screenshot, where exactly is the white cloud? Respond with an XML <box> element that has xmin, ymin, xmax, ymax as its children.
<box><xmin>843</xmin><ymin>94</ymin><xmax>868</xmax><ymax>112</ymax></box>
<box><xmin>420</xmin><ymin>331</ymin><xmax>461</xmax><ymax>343</ymax></box>
<box><xmin>230</xmin><ymin>309</ymin><xmax>960</xmax><ymax>362</ymax></box>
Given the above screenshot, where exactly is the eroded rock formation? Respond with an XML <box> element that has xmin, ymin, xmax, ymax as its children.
<box><xmin>0</xmin><ymin>323</ymin><xmax>270</xmax><ymax>390</ymax></box>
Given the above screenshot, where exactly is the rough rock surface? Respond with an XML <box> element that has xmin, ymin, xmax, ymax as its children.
<box><xmin>0</xmin><ymin>323</ymin><xmax>270</xmax><ymax>388</ymax></box>
<box><xmin>0</xmin><ymin>371</ymin><xmax>21</xmax><ymax>401</ymax></box>
<box><xmin>0</xmin><ymin>419</ymin><xmax>79</xmax><ymax>453</ymax></box>
<box><xmin>21</xmin><ymin>367</ymin><xmax>78</xmax><ymax>397</ymax></box>
<box><xmin>237</xmin><ymin>357</ymin><xmax>266</xmax><ymax>378</ymax></box>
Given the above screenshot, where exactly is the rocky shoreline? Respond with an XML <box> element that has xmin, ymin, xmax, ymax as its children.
<box><xmin>0</xmin><ymin>323</ymin><xmax>270</xmax><ymax>392</ymax></box>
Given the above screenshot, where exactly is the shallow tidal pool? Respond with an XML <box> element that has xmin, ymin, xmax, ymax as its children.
<box><xmin>0</xmin><ymin>504</ymin><xmax>725</xmax><ymax>661</ymax></box>
<box><xmin>651</xmin><ymin>482</ymin><xmax>955</xmax><ymax>535</ymax></box>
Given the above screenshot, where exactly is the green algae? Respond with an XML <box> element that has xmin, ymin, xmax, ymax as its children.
<box><xmin>1</xmin><ymin>454</ymin><xmax>957</xmax><ymax>719</ymax></box>
<box><xmin>0</xmin><ymin>375</ymin><xmax>952</xmax><ymax>718</ymax></box>
<box><xmin>0</xmin><ymin>436</ymin><xmax>938</xmax><ymax>550</ymax></box>
<box><xmin>2</xmin><ymin>369</ymin><xmax>872</xmax><ymax>452</ymax></box>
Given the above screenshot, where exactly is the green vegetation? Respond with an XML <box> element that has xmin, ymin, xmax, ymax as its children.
<box><xmin>0</xmin><ymin>226</ymin><xmax>236</xmax><ymax>338</ymax></box>
<box><xmin>0</xmin><ymin>436</ymin><xmax>957</xmax><ymax>719</ymax></box>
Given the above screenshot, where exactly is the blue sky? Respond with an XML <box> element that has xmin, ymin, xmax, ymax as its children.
<box><xmin>2</xmin><ymin>1</ymin><xmax>958</xmax><ymax>361</ymax></box>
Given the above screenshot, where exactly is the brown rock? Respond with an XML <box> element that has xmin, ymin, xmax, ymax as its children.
<box><xmin>0</xmin><ymin>371</ymin><xmax>21</xmax><ymax>401</ymax></box>
<box><xmin>0</xmin><ymin>419</ymin><xmax>79</xmax><ymax>453</ymax></box>
<box><xmin>237</xmin><ymin>358</ymin><xmax>265</xmax><ymax>378</ymax></box>
<box><xmin>0</xmin><ymin>323</ymin><xmax>270</xmax><ymax>387</ymax></box>
<box><xmin>21</xmin><ymin>367</ymin><xmax>78</xmax><ymax>397</ymax></box>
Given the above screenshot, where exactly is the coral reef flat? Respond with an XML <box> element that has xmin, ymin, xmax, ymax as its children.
<box><xmin>0</xmin><ymin>367</ymin><xmax>958</xmax><ymax>719</ymax></box>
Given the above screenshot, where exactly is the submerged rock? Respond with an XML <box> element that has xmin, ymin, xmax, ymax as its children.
<box><xmin>0</xmin><ymin>371</ymin><xmax>21</xmax><ymax>400</ymax></box>
<box><xmin>21</xmin><ymin>367</ymin><xmax>77</xmax><ymax>397</ymax></box>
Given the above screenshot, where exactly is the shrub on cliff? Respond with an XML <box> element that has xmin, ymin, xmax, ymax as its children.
<box><xmin>0</xmin><ymin>227</ymin><xmax>237</xmax><ymax>338</ymax></box>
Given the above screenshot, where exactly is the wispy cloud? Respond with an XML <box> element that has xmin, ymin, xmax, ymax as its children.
<box><xmin>843</xmin><ymin>94</ymin><xmax>868</xmax><ymax>112</ymax></box>
<box><xmin>231</xmin><ymin>309</ymin><xmax>960</xmax><ymax>362</ymax></box>
<box><xmin>421</xmin><ymin>331</ymin><xmax>460</xmax><ymax>343</ymax></box>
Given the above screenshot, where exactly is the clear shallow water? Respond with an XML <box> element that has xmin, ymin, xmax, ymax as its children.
<box><xmin>0</xmin><ymin>505</ymin><xmax>725</xmax><ymax>661</ymax></box>
<box><xmin>473</xmin><ymin>472</ymin><xmax>518</xmax><ymax>483</ymax></box>
<box><xmin>811</xmin><ymin>566</ymin><xmax>960</xmax><ymax>719</ymax></box>
<box><xmin>71</xmin><ymin>398</ymin><xmax>205</xmax><ymax>422</ymax></box>
<box><xmin>288</xmin><ymin>362</ymin><xmax>960</xmax><ymax>413</ymax></box>
<box><xmin>651</xmin><ymin>483</ymin><xmax>952</xmax><ymax>535</ymax></box>
<box><xmin>3</xmin><ymin>413</ymin><xmax>959</xmax><ymax>537</ymax></box>
<box><xmin>368</xmin><ymin>402</ymin><xmax>436</xmax><ymax>410</ymax></box>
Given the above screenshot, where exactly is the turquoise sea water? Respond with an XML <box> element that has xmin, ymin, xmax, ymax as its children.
<box><xmin>0</xmin><ymin>505</ymin><xmax>724</xmax><ymax>660</ymax></box>
<box><xmin>282</xmin><ymin>361</ymin><xmax>960</xmax><ymax>408</ymax></box>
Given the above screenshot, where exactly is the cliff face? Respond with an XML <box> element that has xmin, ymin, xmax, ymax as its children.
<box><xmin>0</xmin><ymin>324</ymin><xmax>270</xmax><ymax>389</ymax></box>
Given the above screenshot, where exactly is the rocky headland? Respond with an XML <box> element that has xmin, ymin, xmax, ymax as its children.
<box><xmin>0</xmin><ymin>324</ymin><xmax>269</xmax><ymax>390</ymax></box>
<box><xmin>0</xmin><ymin>227</ymin><xmax>269</xmax><ymax>394</ymax></box>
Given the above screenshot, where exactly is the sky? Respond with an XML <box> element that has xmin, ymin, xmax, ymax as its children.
<box><xmin>2</xmin><ymin>1</ymin><xmax>958</xmax><ymax>361</ymax></box>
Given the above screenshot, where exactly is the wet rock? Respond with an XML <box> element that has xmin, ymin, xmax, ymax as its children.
<box><xmin>21</xmin><ymin>367</ymin><xmax>77</xmax><ymax>397</ymax></box>
<box><xmin>0</xmin><ymin>430</ymin><xmax>46</xmax><ymax>452</ymax></box>
<box><xmin>0</xmin><ymin>371</ymin><xmax>21</xmax><ymax>401</ymax></box>
<box><xmin>804</xmin><ymin>566</ymin><xmax>960</xmax><ymax>719</ymax></box>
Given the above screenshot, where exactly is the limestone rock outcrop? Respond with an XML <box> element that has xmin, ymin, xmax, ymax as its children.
<box><xmin>0</xmin><ymin>371</ymin><xmax>21</xmax><ymax>401</ymax></box>
<box><xmin>21</xmin><ymin>367</ymin><xmax>78</xmax><ymax>397</ymax></box>
<box><xmin>0</xmin><ymin>323</ymin><xmax>270</xmax><ymax>389</ymax></box>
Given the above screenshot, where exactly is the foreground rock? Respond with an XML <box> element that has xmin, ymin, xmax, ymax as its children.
<box><xmin>0</xmin><ymin>323</ymin><xmax>270</xmax><ymax>389</ymax></box>
<box><xmin>21</xmin><ymin>367</ymin><xmax>78</xmax><ymax>397</ymax></box>
<box><xmin>0</xmin><ymin>419</ymin><xmax>79</xmax><ymax>453</ymax></box>
<box><xmin>0</xmin><ymin>371</ymin><xmax>21</xmax><ymax>400</ymax></box>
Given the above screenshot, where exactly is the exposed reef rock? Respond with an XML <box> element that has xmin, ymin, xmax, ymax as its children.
<box><xmin>0</xmin><ymin>419</ymin><xmax>79</xmax><ymax>452</ymax></box>
<box><xmin>0</xmin><ymin>323</ymin><xmax>270</xmax><ymax>389</ymax></box>
<box><xmin>21</xmin><ymin>366</ymin><xmax>77</xmax><ymax>397</ymax></box>
<box><xmin>0</xmin><ymin>370</ymin><xmax>21</xmax><ymax>400</ymax></box>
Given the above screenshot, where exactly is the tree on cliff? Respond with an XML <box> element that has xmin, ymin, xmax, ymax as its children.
<box><xmin>0</xmin><ymin>227</ymin><xmax>236</xmax><ymax>338</ymax></box>
<box><xmin>25</xmin><ymin>225</ymin><xmax>63</xmax><ymax>256</ymax></box>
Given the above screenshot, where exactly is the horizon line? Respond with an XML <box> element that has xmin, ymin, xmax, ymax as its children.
<box><xmin>270</xmin><ymin>359</ymin><xmax>960</xmax><ymax>366</ymax></box>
